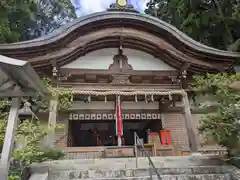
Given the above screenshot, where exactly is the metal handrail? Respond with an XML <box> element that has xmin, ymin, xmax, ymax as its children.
<box><xmin>134</xmin><ymin>132</ymin><xmax>162</xmax><ymax>180</ymax></box>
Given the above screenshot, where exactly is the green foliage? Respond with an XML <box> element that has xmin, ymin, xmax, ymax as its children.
<box><xmin>42</xmin><ymin>77</ymin><xmax>73</xmax><ymax>110</ymax></box>
<box><xmin>0</xmin><ymin>76</ymin><xmax>72</xmax><ymax>179</ymax></box>
<box><xmin>8</xmin><ymin>160</ymin><xmax>22</xmax><ymax>180</ymax></box>
<box><xmin>0</xmin><ymin>0</ymin><xmax>76</xmax><ymax>43</ymax></box>
<box><xmin>0</xmin><ymin>112</ymin><xmax>8</xmax><ymax>145</ymax></box>
<box><xmin>0</xmin><ymin>99</ymin><xmax>66</xmax><ymax>179</ymax></box>
<box><xmin>192</xmin><ymin>73</ymin><xmax>240</xmax><ymax>155</ymax></box>
<box><xmin>0</xmin><ymin>118</ymin><xmax>65</xmax><ymax>179</ymax></box>
<box><xmin>8</xmin><ymin>175</ymin><xmax>20</xmax><ymax>180</ymax></box>
<box><xmin>0</xmin><ymin>100</ymin><xmax>11</xmax><ymax>109</ymax></box>
<box><xmin>13</xmin><ymin>120</ymin><xmax>49</xmax><ymax>165</ymax></box>
<box><xmin>145</xmin><ymin>0</ymin><xmax>240</xmax><ymax>51</ymax></box>
<box><xmin>0</xmin><ymin>0</ymin><xmax>36</xmax><ymax>43</ymax></box>
<box><xmin>13</xmin><ymin>119</ymin><xmax>64</xmax><ymax>164</ymax></box>
<box><xmin>227</xmin><ymin>156</ymin><xmax>240</xmax><ymax>168</ymax></box>
<box><xmin>42</xmin><ymin>148</ymin><xmax>65</xmax><ymax>160</ymax></box>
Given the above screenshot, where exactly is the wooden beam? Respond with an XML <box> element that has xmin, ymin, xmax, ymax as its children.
<box><xmin>182</xmin><ymin>91</ymin><xmax>198</xmax><ymax>153</ymax></box>
<box><xmin>179</xmin><ymin>63</ymin><xmax>190</xmax><ymax>89</ymax></box>
<box><xmin>0</xmin><ymin>90</ymin><xmax>36</xmax><ymax>97</ymax></box>
<box><xmin>0</xmin><ymin>98</ymin><xmax>20</xmax><ymax>180</ymax></box>
<box><xmin>60</xmin><ymin>68</ymin><xmax>178</xmax><ymax>77</ymax></box>
<box><xmin>158</xmin><ymin>99</ymin><xmax>172</xmax><ymax>111</ymax></box>
<box><xmin>180</xmin><ymin>63</ymin><xmax>190</xmax><ymax>72</ymax></box>
<box><xmin>59</xmin><ymin>83</ymin><xmax>180</xmax><ymax>91</ymax></box>
<box><xmin>84</xmin><ymin>74</ymin><xmax>98</xmax><ymax>83</ymax></box>
<box><xmin>47</xmin><ymin>99</ymin><xmax>58</xmax><ymax>147</ymax></box>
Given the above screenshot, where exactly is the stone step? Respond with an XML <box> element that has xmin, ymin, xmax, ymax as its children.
<box><xmin>48</xmin><ymin>174</ymin><xmax>232</xmax><ymax>180</ymax></box>
<box><xmin>32</xmin><ymin>156</ymin><xmax>224</xmax><ymax>171</ymax></box>
<box><xmin>49</xmin><ymin>167</ymin><xmax>230</xmax><ymax>179</ymax></box>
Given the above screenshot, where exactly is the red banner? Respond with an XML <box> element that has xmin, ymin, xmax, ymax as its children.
<box><xmin>160</xmin><ymin>129</ymin><xmax>171</xmax><ymax>145</ymax></box>
<box><xmin>116</xmin><ymin>96</ymin><xmax>123</xmax><ymax>136</ymax></box>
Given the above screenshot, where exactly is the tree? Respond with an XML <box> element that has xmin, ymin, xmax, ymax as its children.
<box><xmin>7</xmin><ymin>119</ymin><xmax>64</xmax><ymax>180</ymax></box>
<box><xmin>0</xmin><ymin>0</ymin><xmax>34</xmax><ymax>43</ymax></box>
<box><xmin>192</xmin><ymin>73</ymin><xmax>240</xmax><ymax>156</ymax></box>
<box><xmin>20</xmin><ymin>0</ymin><xmax>77</xmax><ymax>40</ymax></box>
<box><xmin>0</xmin><ymin>0</ymin><xmax>77</xmax><ymax>43</ymax></box>
<box><xmin>0</xmin><ymin>100</ymin><xmax>11</xmax><ymax>146</ymax></box>
<box><xmin>0</xmin><ymin>110</ymin><xmax>65</xmax><ymax>180</ymax></box>
<box><xmin>145</xmin><ymin>0</ymin><xmax>240</xmax><ymax>51</ymax></box>
<box><xmin>0</xmin><ymin>78</ymin><xmax>73</xmax><ymax>179</ymax></box>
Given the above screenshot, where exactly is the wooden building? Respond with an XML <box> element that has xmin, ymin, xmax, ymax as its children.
<box><xmin>0</xmin><ymin>1</ymin><xmax>239</xmax><ymax>158</ymax></box>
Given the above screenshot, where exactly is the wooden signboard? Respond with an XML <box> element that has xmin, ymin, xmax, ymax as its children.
<box><xmin>69</xmin><ymin>112</ymin><xmax>161</xmax><ymax>120</ymax></box>
<box><xmin>104</xmin><ymin>147</ymin><xmax>134</xmax><ymax>157</ymax></box>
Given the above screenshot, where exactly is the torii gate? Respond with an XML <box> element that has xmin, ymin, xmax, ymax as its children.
<box><xmin>0</xmin><ymin>55</ymin><xmax>49</xmax><ymax>180</ymax></box>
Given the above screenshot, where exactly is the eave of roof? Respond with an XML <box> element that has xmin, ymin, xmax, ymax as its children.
<box><xmin>0</xmin><ymin>11</ymin><xmax>239</xmax><ymax>59</ymax></box>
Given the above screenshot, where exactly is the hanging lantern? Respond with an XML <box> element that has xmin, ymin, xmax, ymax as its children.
<box><xmin>18</xmin><ymin>101</ymin><xmax>38</xmax><ymax>120</ymax></box>
<box><xmin>105</xmin><ymin>96</ymin><xmax>107</xmax><ymax>103</ymax></box>
<box><xmin>19</xmin><ymin>101</ymin><xmax>32</xmax><ymax>116</ymax></box>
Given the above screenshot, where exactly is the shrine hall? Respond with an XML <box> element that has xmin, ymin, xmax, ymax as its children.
<box><xmin>0</xmin><ymin>0</ymin><xmax>239</xmax><ymax>158</ymax></box>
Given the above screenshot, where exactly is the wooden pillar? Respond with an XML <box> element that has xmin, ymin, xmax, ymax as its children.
<box><xmin>0</xmin><ymin>98</ymin><xmax>20</xmax><ymax>180</ymax></box>
<box><xmin>182</xmin><ymin>91</ymin><xmax>198</xmax><ymax>153</ymax></box>
<box><xmin>47</xmin><ymin>98</ymin><xmax>58</xmax><ymax>147</ymax></box>
<box><xmin>47</xmin><ymin>62</ymin><xmax>59</xmax><ymax>147</ymax></box>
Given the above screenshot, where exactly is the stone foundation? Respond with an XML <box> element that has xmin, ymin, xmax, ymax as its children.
<box><xmin>28</xmin><ymin>155</ymin><xmax>239</xmax><ymax>180</ymax></box>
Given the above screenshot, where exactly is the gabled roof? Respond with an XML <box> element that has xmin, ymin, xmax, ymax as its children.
<box><xmin>0</xmin><ymin>55</ymin><xmax>49</xmax><ymax>97</ymax></box>
<box><xmin>0</xmin><ymin>11</ymin><xmax>239</xmax><ymax>73</ymax></box>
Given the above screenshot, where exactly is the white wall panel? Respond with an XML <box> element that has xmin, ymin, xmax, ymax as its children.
<box><xmin>62</xmin><ymin>48</ymin><xmax>175</xmax><ymax>71</ymax></box>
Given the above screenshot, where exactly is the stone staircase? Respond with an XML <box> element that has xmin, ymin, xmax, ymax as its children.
<box><xmin>29</xmin><ymin>155</ymin><xmax>240</xmax><ymax>180</ymax></box>
<box><xmin>49</xmin><ymin>167</ymin><xmax>232</xmax><ymax>180</ymax></box>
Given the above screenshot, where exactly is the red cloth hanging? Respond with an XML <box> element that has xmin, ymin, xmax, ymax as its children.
<box><xmin>160</xmin><ymin>129</ymin><xmax>171</xmax><ymax>145</ymax></box>
<box><xmin>115</xmin><ymin>96</ymin><xmax>123</xmax><ymax>137</ymax></box>
<box><xmin>160</xmin><ymin>130</ymin><xmax>166</xmax><ymax>144</ymax></box>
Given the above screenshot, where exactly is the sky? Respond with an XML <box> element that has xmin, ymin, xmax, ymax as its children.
<box><xmin>71</xmin><ymin>0</ymin><xmax>149</xmax><ymax>17</ymax></box>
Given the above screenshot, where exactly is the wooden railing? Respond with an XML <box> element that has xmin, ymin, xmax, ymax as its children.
<box><xmin>61</xmin><ymin>141</ymin><xmax>227</xmax><ymax>160</ymax></box>
<box><xmin>64</xmin><ymin>145</ymin><xmax>158</xmax><ymax>159</ymax></box>
<box><xmin>64</xmin><ymin>147</ymin><xmax>105</xmax><ymax>159</ymax></box>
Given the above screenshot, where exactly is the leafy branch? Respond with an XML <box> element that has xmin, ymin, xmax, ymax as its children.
<box><xmin>0</xmin><ymin>117</ymin><xmax>65</xmax><ymax>180</ymax></box>
<box><xmin>192</xmin><ymin>73</ymin><xmax>240</xmax><ymax>155</ymax></box>
<box><xmin>41</xmin><ymin>77</ymin><xmax>73</xmax><ymax>110</ymax></box>
<box><xmin>0</xmin><ymin>76</ymin><xmax>71</xmax><ymax>179</ymax></box>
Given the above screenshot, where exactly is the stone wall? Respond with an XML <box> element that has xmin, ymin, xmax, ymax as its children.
<box><xmin>162</xmin><ymin>113</ymin><xmax>189</xmax><ymax>152</ymax></box>
<box><xmin>55</xmin><ymin>119</ymin><xmax>68</xmax><ymax>148</ymax></box>
<box><xmin>161</xmin><ymin>112</ymin><xmax>226</xmax><ymax>155</ymax></box>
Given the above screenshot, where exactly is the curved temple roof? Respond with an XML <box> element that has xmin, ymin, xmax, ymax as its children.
<box><xmin>0</xmin><ymin>11</ymin><xmax>239</xmax><ymax>73</ymax></box>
